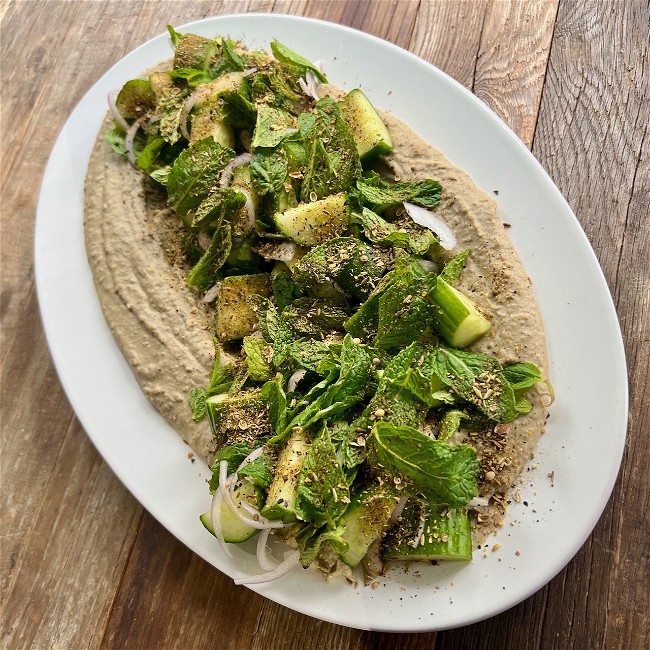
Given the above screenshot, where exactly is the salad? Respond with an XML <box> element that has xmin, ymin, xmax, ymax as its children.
<box><xmin>104</xmin><ymin>26</ymin><xmax>548</xmax><ymax>585</ymax></box>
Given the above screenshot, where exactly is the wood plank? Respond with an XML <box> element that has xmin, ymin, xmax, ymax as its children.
<box><xmin>409</xmin><ymin>0</ymin><xmax>558</xmax><ymax>147</ymax></box>
<box><xmin>436</xmin><ymin>0</ymin><xmax>650</xmax><ymax>647</ymax></box>
<box><xmin>531</xmin><ymin>2</ymin><xmax>649</xmax><ymax>647</ymax></box>
<box><xmin>99</xmin><ymin>513</ymin><xmax>264</xmax><ymax>650</ymax></box>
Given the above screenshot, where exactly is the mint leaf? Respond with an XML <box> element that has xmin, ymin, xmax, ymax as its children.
<box><xmin>189</xmin><ymin>388</ymin><xmax>207</xmax><ymax>421</ymax></box>
<box><xmin>438</xmin><ymin>409</ymin><xmax>464</xmax><ymax>441</ymax></box>
<box><xmin>167</xmin><ymin>138</ymin><xmax>235</xmax><ymax>216</ymax></box>
<box><xmin>353</xmin><ymin>208</ymin><xmax>434</xmax><ymax>255</ymax></box>
<box><xmin>296</xmin><ymin>523</ymin><xmax>348</xmax><ymax>568</ymax></box>
<box><xmin>167</xmin><ymin>25</ymin><xmax>183</xmax><ymax>48</ymax></box>
<box><xmin>261</xmin><ymin>378</ymin><xmax>288</xmax><ymax>436</ymax></box>
<box><xmin>296</xmin><ymin>428</ymin><xmax>350</xmax><ymax>528</ymax></box>
<box><xmin>252</xmin><ymin>105</ymin><xmax>295</xmax><ymax>149</ymax></box>
<box><xmin>299</xmin><ymin>98</ymin><xmax>361</xmax><ymax>201</ymax></box>
<box><xmin>270</xmin><ymin>39</ymin><xmax>327</xmax><ymax>83</ymax></box>
<box><xmin>237</xmin><ymin>454</ymin><xmax>274</xmax><ymax>489</ymax></box>
<box><xmin>502</xmin><ymin>362</ymin><xmax>543</xmax><ymax>391</ymax></box>
<box><xmin>440</xmin><ymin>249</ymin><xmax>470</xmax><ymax>285</ymax></box>
<box><xmin>355</xmin><ymin>173</ymin><xmax>442</xmax><ymax>212</ymax></box>
<box><xmin>105</xmin><ymin>128</ymin><xmax>126</xmax><ymax>156</ymax></box>
<box><xmin>371</xmin><ymin>421</ymin><xmax>479</xmax><ymax>507</ymax></box>
<box><xmin>250</xmin><ymin>150</ymin><xmax>288</xmax><ymax>196</ymax></box>
<box><xmin>374</xmin><ymin>258</ymin><xmax>438</xmax><ymax>349</ymax></box>
<box><xmin>208</xmin><ymin>443</ymin><xmax>255</xmax><ymax>492</ymax></box>
<box><xmin>243</xmin><ymin>336</ymin><xmax>273</xmax><ymax>382</ymax></box>
<box><xmin>185</xmin><ymin>223</ymin><xmax>232</xmax><ymax>291</ymax></box>
<box><xmin>432</xmin><ymin>346</ymin><xmax>518</xmax><ymax>423</ymax></box>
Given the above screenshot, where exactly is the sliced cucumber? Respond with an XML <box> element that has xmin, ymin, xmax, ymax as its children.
<box><xmin>429</xmin><ymin>277</ymin><xmax>492</xmax><ymax>348</ymax></box>
<box><xmin>261</xmin><ymin>429</ymin><xmax>309</xmax><ymax>522</ymax></box>
<box><xmin>274</xmin><ymin>193</ymin><xmax>349</xmax><ymax>246</ymax></box>
<box><xmin>230</xmin><ymin>164</ymin><xmax>260</xmax><ymax>237</ymax></box>
<box><xmin>200</xmin><ymin>480</ymin><xmax>263</xmax><ymax>544</ymax></box>
<box><xmin>340</xmin><ymin>89</ymin><xmax>393</xmax><ymax>164</ymax></box>
<box><xmin>381</xmin><ymin>501</ymin><xmax>472</xmax><ymax>561</ymax></box>
<box><xmin>215</xmin><ymin>272</ymin><xmax>272</xmax><ymax>341</ymax></box>
<box><xmin>337</xmin><ymin>483</ymin><xmax>398</xmax><ymax>568</ymax></box>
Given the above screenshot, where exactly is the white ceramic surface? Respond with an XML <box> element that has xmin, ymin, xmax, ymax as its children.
<box><xmin>34</xmin><ymin>14</ymin><xmax>628</xmax><ymax>632</ymax></box>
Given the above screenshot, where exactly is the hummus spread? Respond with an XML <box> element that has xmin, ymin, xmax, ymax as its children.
<box><xmin>84</xmin><ymin>93</ymin><xmax>549</xmax><ymax>541</ymax></box>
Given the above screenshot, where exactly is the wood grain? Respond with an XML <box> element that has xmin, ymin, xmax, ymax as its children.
<box><xmin>1</xmin><ymin>0</ymin><xmax>647</xmax><ymax>648</ymax></box>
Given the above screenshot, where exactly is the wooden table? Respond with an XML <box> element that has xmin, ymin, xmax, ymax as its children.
<box><xmin>2</xmin><ymin>1</ymin><xmax>648</xmax><ymax>647</ymax></box>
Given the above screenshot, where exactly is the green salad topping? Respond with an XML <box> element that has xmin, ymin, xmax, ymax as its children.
<box><xmin>109</xmin><ymin>27</ymin><xmax>545</xmax><ymax>575</ymax></box>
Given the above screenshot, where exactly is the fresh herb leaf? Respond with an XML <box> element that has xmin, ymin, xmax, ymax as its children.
<box><xmin>270</xmin><ymin>39</ymin><xmax>327</xmax><ymax>83</ymax></box>
<box><xmin>371</xmin><ymin>421</ymin><xmax>479</xmax><ymax>507</ymax></box>
<box><xmin>355</xmin><ymin>173</ymin><xmax>442</xmax><ymax>212</ymax></box>
<box><xmin>438</xmin><ymin>409</ymin><xmax>464</xmax><ymax>441</ymax></box>
<box><xmin>432</xmin><ymin>346</ymin><xmax>518</xmax><ymax>423</ymax></box>
<box><xmin>250</xmin><ymin>150</ymin><xmax>288</xmax><ymax>196</ymax></box>
<box><xmin>105</xmin><ymin>128</ymin><xmax>126</xmax><ymax>156</ymax></box>
<box><xmin>185</xmin><ymin>222</ymin><xmax>232</xmax><ymax>291</ymax></box>
<box><xmin>299</xmin><ymin>98</ymin><xmax>361</xmax><ymax>201</ymax></box>
<box><xmin>295</xmin><ymin>523</ymin><xmax>348</xmax><ymax>568</ymax></box>
<box><xmin>167</xmin><ymin>25</ymin><xmax>183</xmax><ymax>48</ymax></box>
<box><xmin>189</xmin><ymin>388</ymin><xmax>207</xmax><ymax>421</ymax></box>
<box><xmin>502</xmin><ymin>362</ymin><xmax>543</xmax><ymax>391</ymax></box>
<box><xmin>168</xmin><ymin>67</ymin><xmax>213</xmax><ymax>86</ymax></box>
<box><xmin>261</xmin><ymin>378</ymin><xmax>288</xmax><ymax>436</ymax></box>
<box><xmin>252</xmin><ymin>105</ymin><xmax>295</xmax><ymax>149</ymax></box>
<box><xmin>166</xmin><ymin>138</ymin><xmax>235</xmax><ymax>216</ymax></box>
<box><xmin>440</xmin><ymin>249</ymin><xmax>470</xmax><ymax>285</ymax></box>
<box><xmin>237</xmin><ymin>454</ymin><xmax>274</xmax><ymax>489</ymax></box>
<box><xmin>243</xmin><ymin>336</ymin><xmax>273</xmax><ymax>382</ymax></box>
<box><xmin>374</xmin><ymin>258</ymin><xmax>438</xmax><ymax>349</ymax></box>
<box><xmin>208</xmin><ymin>443</ymin><xmax>255</xmax><ymax>492</ymax></box>
<box><xmin>296</xmin><ymin>428</ymin><xmax>350</xmax><ymax>528</ymax></box>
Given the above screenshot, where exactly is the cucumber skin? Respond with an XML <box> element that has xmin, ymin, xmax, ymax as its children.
<box><xmin>200</xmin><ymin>481</ymin><xmax>262</xmax><ymax>544</ymax></box>
<box><xmin>382</xmin><ymin>504</ymin><xmax>473</xmax><ymax>562</ymax></box>
<box><xmin>261</xmin><ymin>430</ymin><xmax>310</xmax><ymax>523</ymax></box>
<box><xmin>274</xmin><ymin>193</ymin><xmax>350</xmax><ymax>246</ymax></box>
<box><xmin>341</xmin><ymin>89</ymin><xmax>394</xmax><ymax>165</ymax></box>
<box><xmin>429</xmin><ymin>277</ymin><xmax>492</xmax><ymax>348</ymax></box>
<box><xmin>338</xmin><ymin>484</ymin><xmax>398</xmax><ymax>569</ymax></box>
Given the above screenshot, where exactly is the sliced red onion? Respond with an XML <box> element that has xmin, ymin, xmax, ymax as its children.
<box><xmin>256</xmin><ymin>528</ymin><xmax>280</xmax><ymax>572</ymax></box>
<box><xmin>256</xmin><ymin>241</ymin><xmax>299</xmax><ymax>264</ymax></box>
<box><xmin>179</xmin><ymin>85</ymin><xmax>213</xmax><ymax>140</ymax></box>
<box><xmin>287</xmin><ymin>369</ymin><xmax>307</xmax><ymax>393</ymax></box>
<box><xmin>197</xmin><ymin>230</ymin><xmax>212</xmax><ymax>251</ymax></box>
<box><xmin>220</xmin><ymin>461</ymin><xmax>284</xmax><ymax>531</ymax></box>
<box><xmin>202</xmin><ymin>282</ymin><xmax>221</xmax><ymax>303</ymax></box>
<box><xmin>234</xmin><ymin>549</ymin><xmax>301</xmax><ymax>585</ymax></box>
<box><xmin>412</xmin><ymin>513</ymin><xmax>427</xmax><ymax>549</ymax></box>
<box><xmin>467</xmin><ymin>496</ymin><xmax>491</xmax><ymax>508</ymax></box>
<box><xmin>210</xmin><ymin>489</ymin><xmax>233</xmax><ymax>558</ymax></box>
<box><xmin>387</xmin><ymin>496</ymin><xmax>408</xmax><ymax>527</ymax></box>
<box><xmin>403</xmin><ymin>202</ymin><xmax>457</xmax><ymax>250</ymax></box>
<box><xmin>124</xmin><ymin>118</ymin><xmax>143</xmax><ymax>167</ymax></box>
<box><xmin>219</xmin><ymin>152</ymin><xmax>253</xmax><ymax>188</ymax></box>
<box><xmin>298</xmin><ymin>72</ymin><xmax>320</xmax><ymax>101</ymax></box>
<box><xmin>107</xmin><ymin>91</ymin><xmax>130</xmax><ymax>132</ymax></box>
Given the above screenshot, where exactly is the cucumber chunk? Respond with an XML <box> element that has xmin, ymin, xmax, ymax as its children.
<box><xmin>381</xmin><ymin>501</ymin><xmax>472</xmax><ymax>561</ymax></box>
<box><xmin>337</xmin><ymin>484</ymin><xmax>398</xmax><ymax>568</ymax></box>
<box><xmin>215</xmin><ymin>273</ymin><xmax>272</xmax><ymax>341</ymax></box>
<box><xmin>340</xmin><ymin>89</ymin><xmax>393</xmax><ymax>164</ymax></box>
<box><xmin>261</xmin><ymin>429</ymin><xmax>309</xmax><ymax>522</ymax></box>
<box><xmin>429</xmin><ymin>277</ymin><xmax>492</xmax><ymax>348</ymax></box>
<box><xmin>200</xmin><ymin>480</ymin><xmax>263</xmax><ymax>543</ymax></box>
<box><xmin>274</xmin><ymin>193</ymin><xmax>349</xmax><ymax>246</ymax></box>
